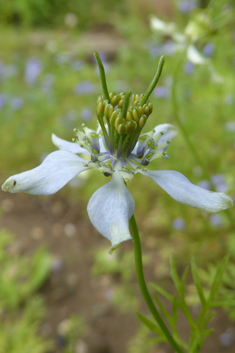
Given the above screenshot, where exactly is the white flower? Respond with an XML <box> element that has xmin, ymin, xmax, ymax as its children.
<box><xmin>2</xmin><ymin>91</ymin><xmax>233</xmax><ymax>250</ymax></box>
<box><xmin>150</xmin><ymin>14</ymin><xmax>209</xmax><ymax>65</ymax></box>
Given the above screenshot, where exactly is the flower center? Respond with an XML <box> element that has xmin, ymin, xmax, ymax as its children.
<box><xmin>96</xmin><ymin>91</ymin><xmax>153</xmax><ymax>159</ymax></box>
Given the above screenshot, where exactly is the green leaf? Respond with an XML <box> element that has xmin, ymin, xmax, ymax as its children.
<box><xmin>170</xmin><ymin>257</ymin><xmax>181</xmax><ymax>293</ymax></box>
<box><xmin>191</xmin><ymin>256</ymin><xmax>206</xmax><ymax>308</ymax></box>
<box><xmin>152</xmin><ymin>293</ymin><xmax>172</xmax><ymax>324</ymax></box>
<box><xmin>208</xmin><ymin>254</ymin><xmax>229</xmax><ymax>304</ymax></box>
<box><xmin>179</xmin><ymin>266</ymin><xmax>189</xmax><ymax>299</ymax></box>
<box><xmin>172</xmin><ymin>295</ymin><xmax>178</xmax><ymax>330</ymax></box>
<box><xmin>200</xmin><ymin>310</ymin><xmax>216</xmax><ymax>330</ymax></box>
<box><xmin>27</xmin><ymin>247</ymin><xmax>52</xmax><ymax>294</ymax></box>
<box><xmin>136</xmin><ymin>312</ymin><xmax>162</xmax><ymax>335</ymax></box>
<box><xmin>151</xmin><ymin>283</ymin><xmax>174</xmax><ymax>302</ymax></box>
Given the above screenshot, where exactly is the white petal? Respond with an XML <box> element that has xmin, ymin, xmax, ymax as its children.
<box><xmin>187</xmin><ymin>45</ymin><xmax>208</xmax><ymax>65</ymax></box>
<box><xmin>153</xmin><ymin>124</ymin><xmax>177</xmax><ymax>144</ymax></box>
<box><xmin>99</xmin><ymin>136</ymin><xmax>107</xmax><ymax>153</ymax></box>
<box><xmin>141</xmin><ymin>170</ymin><xmax>233</xmax><ymax>213</ymax></box>
<box><xmin>52</xmin><ymin>133</ymin><xmax>88</xmax><ymax>154</ymax></box>
<box><xmin>87</xmin><ymin>170</ymin><xmax>135</xmax><ymax>248</ymax></box>
<box><xmin>208</xmin><ymin>65</ymin><xmax>224</xmax><ymax>84</ymax></box>
<box><xmin>1</xmin><ymin>151</ymin><xmax>89</xmax><ymax>195</ymax></box>
<box><xmin>150</xmin><ymin>15</ymin><xmax>177</xmax><ymax>35</ymax></box>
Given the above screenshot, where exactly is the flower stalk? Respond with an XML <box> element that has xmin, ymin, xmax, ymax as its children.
<box><xmin>129</xmin><ymin>214</ymin><xmax>185</xmax><ymax>353</ymax></box>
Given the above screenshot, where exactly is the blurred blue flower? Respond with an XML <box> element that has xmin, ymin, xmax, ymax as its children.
<box><xmin>0</xmin><ymin>94</ymin><xmax>7</xmax><ymax>109</ymax></box>
<box><xmin>209</xmin><ymin>214</ymin><xmax>222</xmax><ymax>227</ymax></box>
<box><xmin>173</xmin><ymin>217</ymin><xmax>185</xmax><ymax>230</ymax></box>
<box><xmin>74</xmin><ymin>81</ymin><xmax>95</xmax><ymax>95</ymax></box>
<box><xmin>198</xmin><ymin>180</ymin><xmax>211</xmax><ymax>190</ymax></box>
<box><xmin>184</xmin><ymin>61</ymin><xmax>195</xmax><ymax>75</ymax></box>
<box><xmin>41</xmin><ymin>74</ymin><xmax>54</xmax><ymax>93</ymax></box>
<box><xmin>25</xmin><ymin>58</ymin><xmax>42</xmax><ymax>84</ymax></box>
<box><xmin>178</xmin><ymin>0</ymin><xmax>196</xmax><ymax>13</ymax></box>
<box><xmin>162</xmin><ymin>40</ymin><xmax>179</xmax><ymax>56</ymax></box>
<box><xmin>81</xmin><ymin>108</ymin><xmax>92</xmax><ymax>121</ymax></box>
<box><xmin>153</xmin><ymin>86</ymin><xmax>169</xmax><ymax>98</ymax></box>
<box><xmin>148</xmin><ymin>44</ymin><xmax>162</xmax><ymax>58</ymax></box>
<box><xmin>1</xmin><ymin>64</ymin><xmax>18</xmax><ymax>78</ymax></box>
<box><xmin>225</xmin><ymin>121</ymin><xmax>235</xmax><ymax>132</ymax></box>
<box><xmin>71</xmin><ymin>60</ymin><xmax>84</xmax><ymax>71</ymax></box>
<box><xmin>203</xmin><ymin>43</ymin><xmax>215</xmax><ymax>57</ymax></box>
<box><xmin>224</xmin><ymin>94</ymin><xmax>234</xmax><ymax>105</ymax></box>
<box><xmin>219</xmin><ymin>328</ymin><xmax>235</xmax><ymax>347</ymax></box>
<box><xmin>54</xmin><ymin>53</ymin><xmax>70</xmax><ymax>65</ymax></box>
<box><xmin>212</xmin><ymin>174</ymin><xmax>228</xmax><ymax>192</ymax></box>
<box><xmin>11</xmin><ymin>97</ymin><xmax>23</xmax><ymax>110</ymax></box>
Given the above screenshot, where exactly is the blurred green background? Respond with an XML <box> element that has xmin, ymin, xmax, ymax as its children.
<box><xmin>0</xmin><ymin>0</ymin><xmax>235</xmax><ymax>352</ymax></box>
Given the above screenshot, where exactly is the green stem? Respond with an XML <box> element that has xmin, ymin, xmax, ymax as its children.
<box><xmin>94</xmin><ymin>51</ymin><xmax>111</xmax><ymax>103</ymax></box>
<box><xmin>129</xmin><ymin>215</ymin><xmax>185</xmax><ymax>353</ymax></box>
<box><xmin>140</xmin><ymin>55</ymin><xmax>165</xmax><ymax>106</ymax></box>
<box><xmin>121</xmin><ymin>90</ymin><xmax>132</xmax><ymax>120</ymax></box>
<box><xmin>172</xmin><ymin>55</ymin><xmax>235</xmax><ymax>229</ymax></box>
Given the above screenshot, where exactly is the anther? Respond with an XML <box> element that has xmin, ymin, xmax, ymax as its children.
<box><xmin>97</xmin><ymin>101</ymin><xmax>104</xmax><ymax>115</ymax></box>
<box><xmin>104</xmin><ymin>172</ymin><xmax>111</xmax><ymax>177</ymax></box>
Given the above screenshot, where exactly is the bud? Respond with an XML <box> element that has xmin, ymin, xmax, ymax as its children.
<box><xmin>184</xmin><ymin>12</ymin><xmax>216</xmax><ymax>43</ymax></box>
